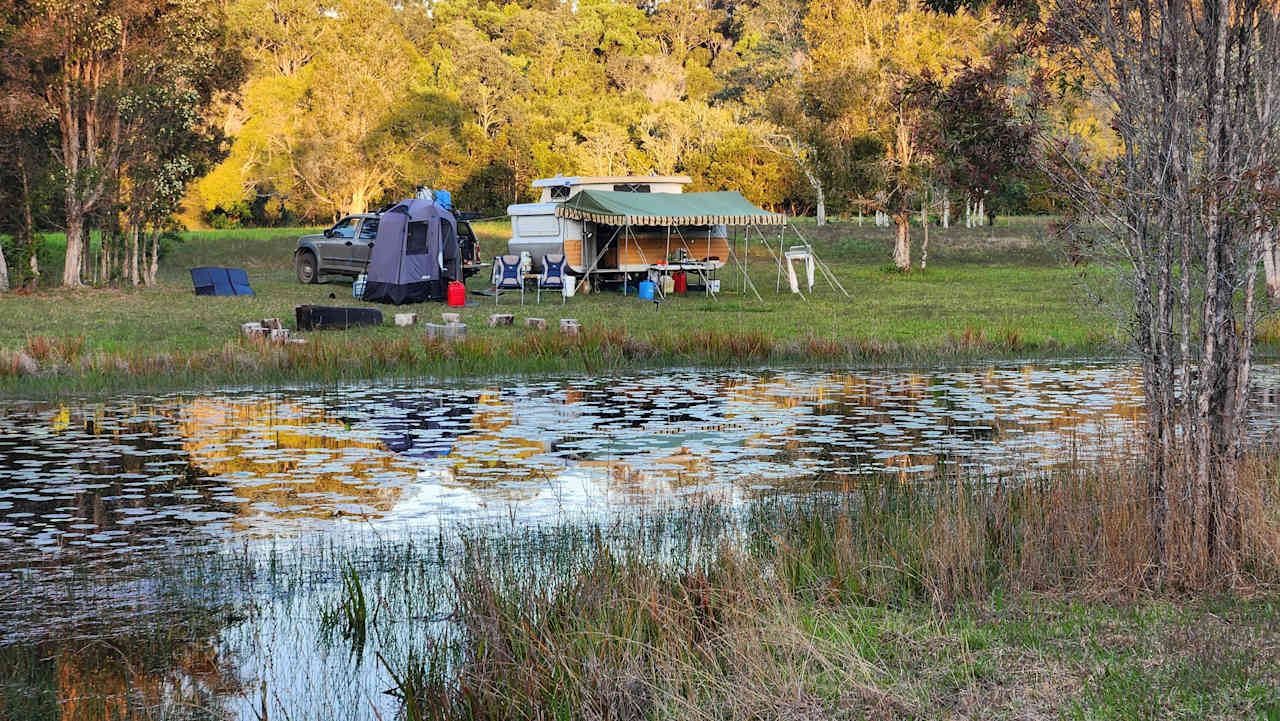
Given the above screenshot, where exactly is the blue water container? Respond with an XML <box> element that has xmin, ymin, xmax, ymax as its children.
<box><xmin>637</xmin><ymin>280</ymin><xmax>656</xmax><ymax>300</ymax></box>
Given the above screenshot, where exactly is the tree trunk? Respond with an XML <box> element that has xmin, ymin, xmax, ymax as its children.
<box><xmin>802</xmin><ymin>166</ymin><xmax>825</xmax><ymax>226</ymax></box>
<box><xmin>0</xmin><ymin>240</ymin><xmax>9</xmax><ymax>292</ymax></box>
<box><xmin>1262</xmin><ymin>229</ymin><xmax>1280</xmax><ymax>300</ymax></box>
<box><xmin>942</xmin><ymin>192</ymin><xmax>950</xmax><ymax>229</ymax></box>
<box><xmin>18</xmin><ymin>157</ymin><xmax>39</xmax><ymax>281</ymax></box>
<box><xmin>920</xmin><ymin>197</ymin><xmax>929</xmax><ymax>272</ymax></box>
<box><xmin>63</xmin><ymin>212</ymin><xmax>84</xmax><ymax>287</ymax></box>
<box><xmin>977</xmin><ymin>196</ymin><xmax>985</xmax><ymax>227</ymax></box>
<box><xmin>128</xmin><ymin>225</ymin><xmax>140</xmax><ymax>286</ymax></box>
<box><xmin>145</xmin><ymin>228</ymin><xmax>160</xmax><ymax>285</ymax></box>
<box><xmin>893</xmin><ymin>213</ymin><xmax>910</xmax><ymax>271</ymax></box>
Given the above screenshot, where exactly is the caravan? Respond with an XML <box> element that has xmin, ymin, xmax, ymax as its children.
<box><xmin>507</xmin><ymin>175</ymin><xmax>732</xmax><ymax>277</ymax></box>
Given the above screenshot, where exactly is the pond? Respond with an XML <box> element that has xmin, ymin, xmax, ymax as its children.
<box><xmin>2</xmin><ymin>362</ymin><xmax>1278</xmax><ymax>720</ymax></box>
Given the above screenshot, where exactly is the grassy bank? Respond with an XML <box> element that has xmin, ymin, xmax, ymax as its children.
<box><xmin>0</xmin><ymin>218</ymin><xmax>1138</xmax><ymax>394</ymax></box>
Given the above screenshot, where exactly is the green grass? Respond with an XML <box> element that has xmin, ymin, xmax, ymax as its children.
<box><xmin>1</xmin><ymin>217</ymin><xmax>1131</xmax><ymax>393</ymax></box>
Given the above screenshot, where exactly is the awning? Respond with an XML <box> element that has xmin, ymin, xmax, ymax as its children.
<box><xmin>554</xmin><ymin>190</ymin><xmax>786</xmax><ymax>226</ymax></box>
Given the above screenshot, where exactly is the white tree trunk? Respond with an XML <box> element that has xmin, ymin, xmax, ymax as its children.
<box><xmin>920</xmin><ymin>197</ymin><xmax>929</xmax><ymax>272</ymax></box>
<box><xmin>893</xmin><ymin>213</ymin><xmax>911</xmax><ymax>271</ymax></box>
<box><xmin>1262</xmin><ymin>229</ymin><xmax>1280</xmax><ymax>301</ymax></box>
<box><xmin>942</xmin><ymin>192</ymin><xmax>950</xmax><ymax>229</ymax></box>
<box><xmin>977</xmin><ymin>196</ymin><xmax>986</xmax><ymax>226</ymax></box>
<box><xmin>128</xmin><ymin>225</ymin><xmax>140</xmax><ymax>286</ymax></box>
<box><xmin>63</xmin><ymin>213</ymin><xmax>84</xmax><ymax>286</ymax></box>
<box><xmin>0</xmin><ymin>241</ymin><xmax>9</xmax><ymax>292</ymax></box>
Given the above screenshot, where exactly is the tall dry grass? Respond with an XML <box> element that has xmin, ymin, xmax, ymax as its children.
<box><xmin>398</xmin><ymin>455</ymin><xmax>1279</xmax><ymax>721</ymax></box>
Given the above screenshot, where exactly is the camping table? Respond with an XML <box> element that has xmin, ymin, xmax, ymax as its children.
<box><xmin>649</xmin><ymin>262</ymin><xmax>720</xmax><ymax>297</ymax></box>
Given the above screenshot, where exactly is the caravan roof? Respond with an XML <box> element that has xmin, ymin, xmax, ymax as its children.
<box><xmin>531</xmin><ymin>175</ymin><xmax>692</xmax><ymax>188</ymax></box>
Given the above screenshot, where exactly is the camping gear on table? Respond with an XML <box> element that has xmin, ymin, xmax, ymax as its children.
<box><xmin>295</xmin><ymin>304</ymin><xmax>383</xmax><ymax>331</ymax></box>
<box><xmin>447</xmin><ymin>280</ymin><xmax>466</xmax><ymax>307</ymax></box>
<box><xmin>493</xmin><ymin>255</ymin><xmax>524</xmax><ymax>304</ymax></box>
<box><xmin>363</xmin><ymin>197</ymin><xmax>460</xmax><ymax>305</ymax></box>
<box><xmin>538</xmin><ymin>254</ymin><xmax>567</xmax><ymax>304</ymax></box>
<box><xmin>190</xmin><ymin>267</ymin><xmax>254</xmax><ymax>296</ymax></box>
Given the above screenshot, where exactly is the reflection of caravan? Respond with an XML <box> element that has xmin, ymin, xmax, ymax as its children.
<box><xmin>507</xmin><ymin>175</ymin><xmax>731</xmax><ymax>275</ymax></box>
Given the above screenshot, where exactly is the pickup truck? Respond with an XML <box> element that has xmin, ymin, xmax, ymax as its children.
<box><xmin>294</xmin><ymin>213</ymin><xmax>482</xmax><ymax>284</ymax></box>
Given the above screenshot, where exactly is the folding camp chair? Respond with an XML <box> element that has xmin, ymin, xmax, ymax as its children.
<box><xmin>493</xmin><ymin>254</ymin><xmax>523</xmax><ymax>304</ymax></box>
<box><xmin>538</xmin><ymin>254</ymin><xmax>567</xmax><ymax>304</ymax></box>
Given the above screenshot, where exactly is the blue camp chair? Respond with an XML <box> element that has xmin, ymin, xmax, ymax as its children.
<box><xmin>190</xmin><ymin>267</ymin><xmax>218</xmax><ymax>295</ymax></box>
<box><xmin>493</xmin><ymin>254</ymin><xmax>523</xmax><ymax>304</ymax></box>
<box><xmin>226</xmin><ymin>268</ymin><xmax>255</xmax><ymax>296</ymax></box>
<box><xmin>189</xmin><ymin>267</ymin><xmax>255</xmax><ymax>296</ymax></box>
<box><xmin>538</xmin><ymin>254</ymin><xmax>566</xmax><ymax>304</ymax></box>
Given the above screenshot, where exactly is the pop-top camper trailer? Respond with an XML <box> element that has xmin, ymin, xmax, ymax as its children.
<box><xmin>506</xmin><ymin>175</ymin><xmax>732</xmax><ymax>278</ymax></box>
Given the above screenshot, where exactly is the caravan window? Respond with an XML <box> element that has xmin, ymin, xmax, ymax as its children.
<box><xmin>549</xmin><ymin>185</ymin><xmax>570</xmax><ymax>200</ymax></box>
<box><xmin>613</xmin><ymin>183</ymin><xmax>650</xmax><ymax>193</ymax></box>
<box><xmin>516</xmin><ymin>215</ymin><xmax>560</xmax><ymax>237</ymax></box>
<box><xmin>406</xmin><ymin>221</ymin><xmax>429</xmax><ymax>255</ymax></box>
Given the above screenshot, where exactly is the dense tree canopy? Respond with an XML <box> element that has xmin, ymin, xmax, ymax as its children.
<box><xmin>3</xmin><ymin>0</ymin><xmax>1117</xmax><ymax>284</ymax></box>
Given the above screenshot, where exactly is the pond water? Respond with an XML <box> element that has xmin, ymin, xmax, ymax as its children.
<box><xmin>2</xmin><ymin>362</ymin><xmax>1278</xmax><ymax>720</ymax></box>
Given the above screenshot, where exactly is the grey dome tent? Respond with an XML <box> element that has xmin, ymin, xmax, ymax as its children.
<box><xmin>362</xmin><ymin>198</ymin><xmax>460</xmax><ymax>304</ymax></box>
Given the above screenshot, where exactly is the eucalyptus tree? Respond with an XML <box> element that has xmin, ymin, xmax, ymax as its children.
<box><xmin>1046</xmin><ymin>0</ymin><xmax>1280</xmax><ymax>582</ymax></box>
<box><xmin>802</xmin><ymin>0</ymin><xmax>994</xmax><ymax>268</ymax></box>
<box><xmin>3</xmin><ymin>0</ymin><xmax>238</xmax><ymax>287</ymax></box>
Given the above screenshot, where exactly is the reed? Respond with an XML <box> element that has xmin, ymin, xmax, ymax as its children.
<box><xmin>391</xmin><ymin>456</ymin><xmax>1280</xmax><ymax>720</ymax></box>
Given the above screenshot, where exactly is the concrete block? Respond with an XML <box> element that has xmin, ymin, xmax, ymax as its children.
<box><xmin>395</xmin><ymin>312</ymin><xmax>418</xmax><ymax>327</ymax></box>
<box><xmin>559</xmin><ymin>318</ymin><xmax>581</xmax><ymax>336</ymax></box>
<box><xmin>525</xmin><ymin>317</ymin><xmax>547</xmax><ymax>330</ymax></box>
<box><xmin>426</xmin><ymin>322</ymin><xmax>467</xmax><ymax>340</ymax></box>
<box><xmin>441</xmin><ymin>312</ymin><xmax>461</xmax><ymax>324</ymax></box>
<box><xmin>488</xmin><ymin>314</ymin><xmax>514</xmax><ymax>327</ymax></box>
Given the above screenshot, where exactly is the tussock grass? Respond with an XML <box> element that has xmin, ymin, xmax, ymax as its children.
<box><xmin>394</xmin><ymin>457</ymin><xmax>1280</xmax><ymax>720</ymax></box>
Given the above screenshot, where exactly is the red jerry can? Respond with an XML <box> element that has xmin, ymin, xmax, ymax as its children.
<box><xmin>674</xmin><ymin>271</ymin><xmax>687</xmax><ymax>294</ymax></box>
<box><xmin>447</xmin><ymin>281</ymin><xmax>466</xmax><ymax>307</ymax></box>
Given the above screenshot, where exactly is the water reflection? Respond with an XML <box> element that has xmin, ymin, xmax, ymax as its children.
<box><xmin>4</xmin><ymin>364</ymin><xmax>1275</xmax><ymax>559</ymax></box>
<box><xmin>4</xmin><ymin>362</ymin><xmax>1280</xmax><ymax>720</ymax></box>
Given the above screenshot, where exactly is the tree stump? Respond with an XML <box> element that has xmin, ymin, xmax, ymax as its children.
<box><xmin>441</xmin><ymin>312</ymin><xmax>461</xmax><ymax>324</ymax></box>
<box><xmin>261</xmin><ymin>318</ymin><xmax>283</xmax><ymax>331</ymax></box>
<box><xmin>525</xmin><ymin>317</ymin><xmax>547</xmax><ymax>330</ymax></box>
<box><xmin>488</xmin><ymin>314</ymin><xmax>514</xmax><ymax>327</ymax></box>
<box><xmin>559</xmin><ymin>319</ymin><xmax>581</xmax><ymax>336</ymax></box>
<box><xmin>394</xmin><ymin>313</ymin><xmax>418</xmax><ymax>327</ymax></box>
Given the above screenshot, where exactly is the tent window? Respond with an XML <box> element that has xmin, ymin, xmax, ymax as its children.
<box><xmin>613</xmin><ymin>184</ymin><xmax>650</xmax><ymax>193</ymax></box>
<box><xmin>406</xmin><ymin>221</ymin><xmax>429</xmax><ymax>255</ymax></box>
<box><xmin>550</xmin><ymin>185</ymin><xmax>570</xmax><ymax>200</ymax></box>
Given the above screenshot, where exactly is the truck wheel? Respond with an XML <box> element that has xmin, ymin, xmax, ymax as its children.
<box><xmin>296</xmin><ymin>250</ymin><xmax>319</xmax><ymax>284</ymax></box>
